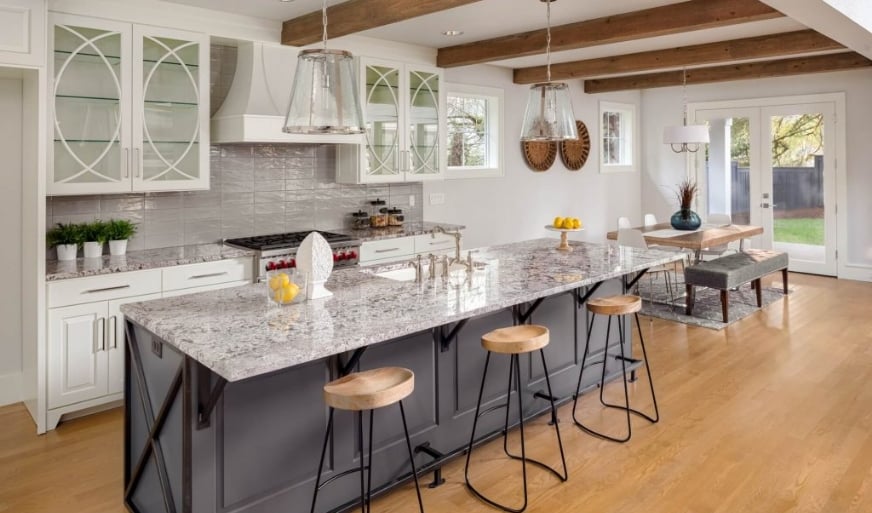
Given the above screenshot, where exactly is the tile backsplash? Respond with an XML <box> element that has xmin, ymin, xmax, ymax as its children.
<box><xmin>46</xmin><ymin>144</ymin><xmax>424</xmax><ymax>254</ymax></box>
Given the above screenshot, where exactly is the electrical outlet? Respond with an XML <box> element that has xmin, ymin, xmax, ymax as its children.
<box><xmin>409</xmin><ymin>195</ymin><xmax>415</xmax><ymax>207</ymax></box>
<box><xmin>429</xmin><ymin>193</ymin><xmax>445</xmax><ymax>205</ymax></box>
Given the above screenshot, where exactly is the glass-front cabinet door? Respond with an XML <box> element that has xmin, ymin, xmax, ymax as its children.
<box><xmin>361</xmin><ymin>58</ymin><xmax>403</xmax><ymax>182</ymax></box>
<box><xmin>133</xmin><ymin>26</ymin><xmax>208</xmax><ymax>191</ymax></box>
<box><xmin>406</xmin><ymin>66</ymin><xmax>443</xmax><ymax>179</ymax></box>
<box><xmin>50</xmin><ymin>15</ymin><xmax>132</xmax><ymax>195</ymax></box>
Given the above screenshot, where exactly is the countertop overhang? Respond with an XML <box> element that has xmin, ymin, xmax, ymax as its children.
<box><xmin>121</xmin><ymin>239</ymin><xmax>683</xmax><ymax>382</ymax></box>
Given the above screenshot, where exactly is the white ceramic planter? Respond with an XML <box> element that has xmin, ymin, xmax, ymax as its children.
<box><xmin>109</xmin><ymin>239</ymin><xmax>128</xmax><ymax>256</ymax></box>
<box><xmin>56</xmin><ymin>244</ymin><xmax>78</xmax><ymax>261</ymax></box>
<box><xmin>83</xmin><ymin>241</ymin><xmax>104</xmax><ymax>259</ymax></box>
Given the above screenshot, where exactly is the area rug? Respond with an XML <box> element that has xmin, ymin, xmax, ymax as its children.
<box><xmin>636</xmin><ymin>271</ymin><xmax>791</xmax><ymax>330</ymax></box>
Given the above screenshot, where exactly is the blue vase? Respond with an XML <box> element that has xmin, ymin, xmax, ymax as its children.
<box><xmin>670</xmin><ymin>209</ymin><xmax>701</xmax><ymax>230</ymax></box>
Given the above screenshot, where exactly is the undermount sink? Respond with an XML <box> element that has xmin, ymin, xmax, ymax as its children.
<box><xmin>370</xmin><ymin>262</ymin><xmax>485</xmax><ymax>282</ymax></box>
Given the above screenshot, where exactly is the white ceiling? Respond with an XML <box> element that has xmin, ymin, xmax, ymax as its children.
<box><xmin>166</xmin><ymin>0</ymin><xmax>810</xmax><ymax>69</ymax></box>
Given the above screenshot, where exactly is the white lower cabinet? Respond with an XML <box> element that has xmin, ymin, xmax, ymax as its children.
<box><xmin>359</xmin><ymin>233</ymin><xmax>463</xmax><ymax>265</ymax></box>
<box><xmin>48</xmin><ymin>302</ymin><xmax>109</xmax><ymax>409</ymax></box>
<box><xmin>44</xmin><ymin>258</ymin><xmax>254</xmax><ymax>431</ymax></box>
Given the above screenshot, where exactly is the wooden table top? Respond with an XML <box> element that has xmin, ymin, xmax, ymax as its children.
<box><xmin>606</xmin><ymin>223</ymin><xmax>764</xmax><ymax>250</ymax></box>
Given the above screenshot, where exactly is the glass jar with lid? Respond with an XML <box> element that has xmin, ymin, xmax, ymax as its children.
<box><xmin>350</xmin><ymin>210</ymin><xmax>370</xmax><ymax>230</ymax></box>
<box><xmin>369</xmin><ymin>198</ymin><xmax>388</xmax><ymax>228</ymax></box>
<box><xmin>386</xmin><ymin>207</ymin><xmax>404</xmax><ymax>226</ymax></box>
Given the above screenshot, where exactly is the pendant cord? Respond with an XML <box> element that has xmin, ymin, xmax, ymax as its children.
<box><xmin>322</xmin><ymin>0</ymin><xmax>328</xmax><ymax>50</ymax></box>
<box><xmin>545</xmin><ymin>0</ymin><xmax>552</xmax><ymax>83</ymax></box>
<box><xmin>682</xmin><ymin>68</ymin><xmax>688</xmax><ymax>125</ymax></box>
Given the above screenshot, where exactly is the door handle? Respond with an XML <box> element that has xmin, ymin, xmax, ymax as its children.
<box><xmin>134</xmin><ymin>148</ymin><xmax>140</xmax><ymax>178</ymax></box>
<box><xmin>123</xmin><ymin>148</ymin><xmax>130</xmax><ymax>178</ymax></box>
<box><xmin>95</xmin><ymin>317</ymin><xmax>106</xmax><ymax>352</ymax></box>
<box><xmin>108</xmin><ymin>315</ymin><xmax>117</xmax><ymax>349</ymax></box>
<box><xmin>761</xmin><ymin>203</ymin><xmax>770</xmax><ymax>209</ymax></box>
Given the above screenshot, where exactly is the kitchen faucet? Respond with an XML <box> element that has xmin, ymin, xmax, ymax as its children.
<box><xmin>431</xmin><ymin>226</ymin><xmax>463</xmax><ymax>265</ymax></box>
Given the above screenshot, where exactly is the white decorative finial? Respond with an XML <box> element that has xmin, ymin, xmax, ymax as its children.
<box><xmin>296</xmin><ymin>232</ymin><xmax>334</xmax><ymax>300</ymax></box>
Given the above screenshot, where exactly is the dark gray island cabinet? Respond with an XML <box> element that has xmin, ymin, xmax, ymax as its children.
<box><xmin>120</xmin><ymin>239</ymin><xmax>682</xmax><ymax>513</ymax></box>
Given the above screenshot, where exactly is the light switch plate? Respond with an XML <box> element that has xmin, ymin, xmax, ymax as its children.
<box><xmin>409</xmin><ymin>195</ymin><xmax>415</xmax><ymax>207</ymax></box>
<box><xmin>429</xmin><ymin>193</ymin><xmax>445</xmax><ymax>205</ymax></box>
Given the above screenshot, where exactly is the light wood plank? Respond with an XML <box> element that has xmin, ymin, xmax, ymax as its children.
<box><xmin>513</xmin><ymin>30</ymin><xmax>843</xmax><ymax>84</ymax></box>
<box><xmin>584</xmin><ymin>52</ymin><xmax>872</xmax><ymax>92</ymax></box>
<box><xmin>281</xmin><ymin>0</ymin><xmax>483</xmax><ymax>46</ymax></box>
<box><xmin>4</xmin><ymin>274</ymin><xmax>872</xmax><ymax>512</ymax></box>
<box><xmin>606</xmin><ymin>222</ymin><xmax>764</xmax><ymax>251</ymax></box>
<box><xmin>437</xmin><ymin>0</ymin><xmax>782</xmax><ymax>68</ymax></box>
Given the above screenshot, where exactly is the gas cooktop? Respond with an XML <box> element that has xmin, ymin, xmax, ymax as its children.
<box><xmin>224</xmin><ymin>231</ymin><xmax>356</xmax><ymax>251</ymax></box>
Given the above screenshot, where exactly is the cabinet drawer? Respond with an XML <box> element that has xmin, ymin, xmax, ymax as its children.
<box><xmin>48</xmin><ymin>270</ymin><xmax>162</xmax><ymax>308</ymax></box>
<box><xmin>162</xmin><ymin>258</ymin><xmax>253</xmax><ymax>292</ymax></box>
<box><xmin>360</xmin><ymin>237</ymin><xmax>414</xmax><ymax>263</ymax></box>
<box><xmin>162</xmin><ymin>280</ymin><xmax>251</xmax><ymax>298</ymax></box>
<box><xmin>414</xmin><ymin>233</ymin><xmax>457</xmax><ymax>254</ymax></box>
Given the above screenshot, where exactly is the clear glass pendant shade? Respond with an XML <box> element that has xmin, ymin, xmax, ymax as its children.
<box><xmin>520</xmin><ymin>82</ymin><xmax>578</xmax><ymax>141</ymax></box>
<box><xmin>283</xmin><ymin>49</ymin><xmax>364</xmax><ymax>135</ymax></box>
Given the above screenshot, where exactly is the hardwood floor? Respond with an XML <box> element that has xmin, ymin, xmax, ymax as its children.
<box><xmin>3</xmin><ymin>273</ymin><xmax>872</xmax><ymax>513</ymax></box>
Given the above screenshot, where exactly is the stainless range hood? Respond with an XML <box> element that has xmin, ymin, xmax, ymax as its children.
<box><xmin>211</xmin><ymin>41</ymin><xmax>365</xmax><ymax>145</ymax></box>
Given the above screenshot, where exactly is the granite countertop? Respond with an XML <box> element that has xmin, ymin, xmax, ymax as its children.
<box><xmin>46</xmin><ymin>243</ymin><xmax>255</xmax><ymax>281</ymax></box>
<box><xmin>121</xmin><ymin>239</ymin><xmax>683</xmax><ymax>382</ymax></box>
<box><xmin>336</xmin><ymin>221</ymin><xmax>466</xmax><ymax>242</ymax></box>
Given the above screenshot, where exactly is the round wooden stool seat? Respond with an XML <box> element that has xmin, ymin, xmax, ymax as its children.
<box><xmin>323</xmin><ymin>367</ymin><xmax>414</xmax><ymax>411</ymax></box>
<box><xmin>481</xmin><ymin>325</ymin><xmax>549</xmax><ymax>354</ymax></box>
<box><xmin>586</xmin><ymin>295</ymin><xmax>642</xmax><ymax>316</ymax></box>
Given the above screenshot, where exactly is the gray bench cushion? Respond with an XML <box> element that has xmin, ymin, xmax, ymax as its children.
<box><xmin>684</xmin><ymin>249</ymin><xmax>788</xmax><ymax>290</ymax></box>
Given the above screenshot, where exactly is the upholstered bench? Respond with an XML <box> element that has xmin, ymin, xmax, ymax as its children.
<box><xmin>684</xmin><ymin>249</ymin><xmax>789</xmax><ymax>322</ymax></box>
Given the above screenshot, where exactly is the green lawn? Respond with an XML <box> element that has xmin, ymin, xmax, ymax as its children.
<box><xmin>774</xmin><ymin>217</ymin><xmax>824</xmax><ymax>245</ymax></box>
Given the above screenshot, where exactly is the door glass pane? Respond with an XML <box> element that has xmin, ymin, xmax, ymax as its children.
<box><xmin>141</xmin><ymin>35</ymin><xmax>200</xmax><ymax>182</ymax></box>
<box><xmin>703</xmin><ymin>117</ymin><xmax>751</xmax><ymax>224</ymax></box>
<box><xmin>408</xmin><ymin>70</ymin><xmax>439</xmax><ymax>175</ymax></box>
<box><xmin>53</xmin><ymin>24</ymin><xmax>124</xmax><ymax>185</ymax></box>
<box><xmin>364</xmin><ymin>64</ymin><xmax>400</xmax><ymax>177</ymax></box>
<box><xmin>770</xmin><ymin>113</ymin><xmax>825</xmax><ymax>262</ymax></box>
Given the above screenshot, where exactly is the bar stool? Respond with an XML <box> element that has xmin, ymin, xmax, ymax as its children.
<box><xmin>465</xmin><ymin>325</ymin><xmax>568</xmax><ymax>513</ymax></box>
<box><xmin>572</xmin><ymin>295</ymin><xmax>659</xmax><ymax>443</ymax></box>
<box><xmin>311</xmin><ymin>367</ymin><xmax>425</xmax><ymax>513</ymax></box>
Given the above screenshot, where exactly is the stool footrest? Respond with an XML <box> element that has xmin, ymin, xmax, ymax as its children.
<box><xmin>316</xmin><ymin>465</ymin><xmax>370</xmax><ymax>490</ymax></box>
<box><xmin>476</xmin><ymin>402</ymin><xmax>509</xmax><ymax>419</ymax></box>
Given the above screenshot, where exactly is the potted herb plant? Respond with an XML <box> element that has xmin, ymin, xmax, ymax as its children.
<box><xmin>670</xmin><ymin>179</ymin><xmax>702</xmax><ymax>230</ymax></box>
<box><xmin>47</xmin><ymin>222</ymin><xmax>83</xmax><ymax>261</ymax></box>
<box><xmin>82</xmin><ymin>220</ymin><xmax>108</xmax><ymax>258</ymax></box>
<box><xmin>105</xmin><ymin>219</ymin><xmax>137</xmax><ymax>256</ymax></box>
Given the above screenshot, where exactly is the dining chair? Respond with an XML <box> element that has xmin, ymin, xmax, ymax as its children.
<box><xmin>617</xmin><ymin>229</ymin><xmax>678</xmax><ymax>305</ymax></box>
<box><xmin>617</xmin><ymin>217</ymin><xmax>632</xmax><ymax>230</ymax></box>
<box><xmin>700</xmin><ymin>213</ymin><xmax>738</xmax><ymax>260</ymax></box>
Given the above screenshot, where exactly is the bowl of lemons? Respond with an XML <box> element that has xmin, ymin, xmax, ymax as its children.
<box><xmin>267</xmin><ymin>269</ymin><xmax>307</xmax><ymax>306</ymax></box>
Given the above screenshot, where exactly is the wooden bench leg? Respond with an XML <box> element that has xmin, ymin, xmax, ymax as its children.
<box><xmin>720</xmin><ymin>290</ymin><xmax>729</xmax><ymax>323</ymax></box>
<box><xmin>782</xmin><ymin>268</ymin><xmax>789</xmax><ymax>294</ymax></box>
<box><xmin>754</xmin><ymin>278</ymin><xmax>762</xmax><ymax>307</ymax></box>
<box><xmin>685</xmin><ymin>284</ymin><xmax>694</xmax><ymax>315</ymax></box>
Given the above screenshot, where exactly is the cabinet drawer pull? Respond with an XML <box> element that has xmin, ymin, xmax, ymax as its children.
<box><xmin>188</xmin><ymin>271</ymin><xmax>229</xmax><ymax>280</ymax></box>
<box><xmin>83</xmin><ymin>285</ymin><xmax>131</xmax><ymax>294</ymax></box>
<box><xmin>133</xmin><ymin>148</ymin><xmax>140</xmax><ymax>178</ymax></box>
<box><xmin>95</xmin><ymin>317</ymin><xmax>105</xmax><ymax>352</ymax></box>
<box><xmin>374</xmin><ymin>248</ymin><xmax>401</xmax><ymax>254</ymax></box>
<box><xmin>123</xmin><ymin>148</ymin><xmax>130</xmax><ymax>178</ymax></box>
<box><xmin>429</xmin><ymin>241</ymin><xmax>448</xmax><ymax>246</ymax></box>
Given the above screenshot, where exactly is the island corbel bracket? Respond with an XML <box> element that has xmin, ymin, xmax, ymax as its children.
<box><xmin>124</xmin><ymin>321</ymin><xmax>185</xmax><ymax>513</ymax></box>
<box><xmin>515</xmin><ymin>297</ymin><xmax>546</xmax><ymax>325</ymax></box>
<box><xmin>196</xmin><ymin>369</ymin><xmax>227</xmax><ymax>430</ymax></box>
<box><xmin>575</xmin><ymin>282</ymin><xmax>603</xmax><ymax>308</ymax></box>
<box><xmin>434</xmin><ymin>319</ymin><xmax>470</xmax><ymax>353</ymax></box>
<box><xmin>338</xmin><ymin>347</ymin><xmax>368</xmax><ymax>376</ymax></box>
<box><xmin>624</xmin><ymin>268</ymin><xmax>650</xmax><ymax>292</ymax></box>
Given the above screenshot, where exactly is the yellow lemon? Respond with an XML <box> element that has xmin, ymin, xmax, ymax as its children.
<box><xmin>572</xmin><ymin>218</ymin><xmax>581</xmax><ymax>229</ymax></box>
<box><xmin>272</xmin><ymin>289</ymin><xmax>283</xmax><ymax>303</ymax></box>
<box><xmin>282</xmin><ymin>283</ymin><xmax>300</xmax><ymax>304</ymax></box>
<box><xmin>553</xmin><ymin>216</ymin><xmax>564</xmax><ymax>229</ymax></box>
<box><xmin>269</xmin><ymin>275</ymin><xmax>282</xmax><ymax>291</ymax></box>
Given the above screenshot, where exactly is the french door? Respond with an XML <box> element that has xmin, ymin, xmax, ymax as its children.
<box><xmin>693</xmin><ymin>100</ymin><xmax>838</xmax><ymax>276</ymax></box>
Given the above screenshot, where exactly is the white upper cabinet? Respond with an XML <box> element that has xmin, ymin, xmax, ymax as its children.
<box><xmin>0</xmin><ymin>0</ymin><xmax>46</xmax><ymax>67</ymax></box>
<box><xmin>337</xmin><ymin>57</ymin><xmax>445</xmax><ymax>184</ymax></box>
<box><xmin>48</xmin><ymin>14</ymin><xmax>209</xmax><ymax>195</ymax></box>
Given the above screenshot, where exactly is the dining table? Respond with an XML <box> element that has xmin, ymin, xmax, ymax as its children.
<box><xmin>606</xmin><ymin>223</ymin><xmax>764</xmax><ymax>263</ymax></box>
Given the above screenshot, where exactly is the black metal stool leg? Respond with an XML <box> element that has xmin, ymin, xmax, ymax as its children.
<box><xmin>366</xmin><ymin>409</ymin><xmax>374</xmax><ymax>513</ymax></box>
<box><xmin>310</xmin><ymin>407</ymin><xmax>335</xmax><ymax>513</ymax></box>
<box><xmin>598</xmin><ymin>315</ymin><xmax>614</xmax><ymax>408</ymax></box>
<box><xmin>357</xmin><ymin>411</ymin><xmax>366</xmax><ymax>513</ymax></box>
<box><xmin>399</xmin><ymin>401</ymin><xmax>425</xmax><ymax>513</ymax></box>
<box><xmin>465</xmin><ymin>352</ymin><xmax>491</xmax><ymax>484</ymax></box>
<box><xmin>513</xmin><ymin>354</ymin><xmax>529</xmax><ymax>513</ymax></box>
<box><xmin>634</xmin><ymin>313</ymin><xmax>660</xmax><ymax>423</ymax></box>
<box><xmin>502</xmin><ymin>353</ymin><xmax>515</xmax><ymax>458</ymax></box>
<box><xmin>539</xmin><ymin>349</ymin><xmax>568</xmax><ymax>481</ymax></box>
<box><xmin>572</xmin><ymin>314</ymin><xmax>596</xmax><ymax>420</ymax></box>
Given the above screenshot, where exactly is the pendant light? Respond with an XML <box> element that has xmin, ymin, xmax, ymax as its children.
<box><xmin>283</xmin><ymin>0</ymin><xmax>364</xmax><ymax>134</ymax></box>
<box><xmin>663</xmin><ymin>69</ymin><xmax>709</xmax><ymax>153</ymax></box>
<box><xmin>520</xmin><ymin>0</ymin><xmax>578</xmax><ymax>142</ymax></box>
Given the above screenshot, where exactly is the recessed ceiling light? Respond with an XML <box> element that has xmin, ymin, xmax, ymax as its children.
<box><xmin>442</xmin><ymin>30</ymin><xmax>464</xmax><ymax>36</ymax></box>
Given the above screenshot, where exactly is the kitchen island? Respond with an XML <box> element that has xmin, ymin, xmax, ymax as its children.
<box><xmin>120</xmin><ymin>239</ymin><xmax>682</xmax><ymax>513</ymax></box>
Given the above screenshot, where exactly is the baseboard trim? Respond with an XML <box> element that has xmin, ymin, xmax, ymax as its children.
<box><xmin>840</xmin><ymin>263</ymin><xmax>872</xmax><ymax>282</ymax></box>
<box><xmin>0</xmin><ymin>372</ymin><xmax>22</xmax><ymax>407</ymax></box>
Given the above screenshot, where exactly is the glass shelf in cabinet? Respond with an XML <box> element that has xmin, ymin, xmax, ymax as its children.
<box><xmin>55</xmin><ymin>94</ymin><xmax>120</xmax><ymax>102</ymax></box>
<box><xmin>54</xmin><ymin>50</ymin><xmax>199</xmax><ymax>67</ymax></box>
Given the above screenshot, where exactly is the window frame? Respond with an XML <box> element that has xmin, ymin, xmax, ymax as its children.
<box><xmin>444</xmin><ymin>83</ymin><xmax>504</xmax><ymax>179</ymax></box>
<box><xmin>599</xmin><ymin>101</ymin><xmax>639</xmax><ymax>174</ymax></box>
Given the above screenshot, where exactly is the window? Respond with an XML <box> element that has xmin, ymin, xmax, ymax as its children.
<box><xmin>599</xmin><ymin>101</ymin><xmax>638</xmax><ymax>173</ymax></box>
<box><xmin>445</xmin><ymin>83</ymin><xmax>504</xmax><ymax>179</ymax></box>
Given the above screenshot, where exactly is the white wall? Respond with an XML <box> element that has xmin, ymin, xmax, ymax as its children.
<box><xmin>640</xmin><ymin>68</ymin><xmax>872</xmax><ymax>274</ymax></box>
<box><xmin>0</xmin><ymin>77</ymin><xmax>23</xmax><ymax>406</ymax></box>
<box><xmin>424</xmin><ymin>64</ymin><xmax>642</xmax><ymax>249</ymax></box>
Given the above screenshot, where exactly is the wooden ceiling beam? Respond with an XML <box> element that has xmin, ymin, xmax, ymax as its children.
<box><xmin>282</xmin><ymin>0</ymin><xmax>483</xmax><ymax>47</ymax></box>
<box><xmin>583</xmin><ymin>52</ymin><xmax>870</xmax><ymax>93</ymax></box>
<box><xmin>513</xmin><ymin>30</ymin><xmax>843</xmax><ymax>84</ymax></box>
<box><xmin>437</xmin><ymin>0</ymin><xmax>783</xmax><ymax>68</ymax></box>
